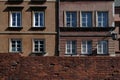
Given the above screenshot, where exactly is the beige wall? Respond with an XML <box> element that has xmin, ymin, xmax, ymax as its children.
<box><xmin>0</xmin><ymin>1</ymin><xmax>56</xmax><ymax>56</ymax></box>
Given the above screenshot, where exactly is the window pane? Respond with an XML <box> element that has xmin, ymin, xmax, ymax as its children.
<box><xmin>97</xmin><ymin>12</ymin><xmax>108</xmax><ymax>27</ymax></box>
<box><xmin>66</xmin><ymin>12</ymin><xmax>77</xmax><ymax>27</ymax></box>
<box><xmin>66</xmin><ymin>40</ymin><xmax>76</xmax><ymax>54</ymax></box>
<box><xmin>40</xmin><ymin>13</ymin><xmax>44</xmax><ymax>27</ymax></box>
<box><xmin>34</xmin><ymin>40</ymin><xmax>44</xmax><ymax>52</ymax></box>
<box><xmin>82</xmin><ymin>41</ymin><xmax>92</xmax><ymax>54</ymax></box>
<box><xmin>72</xmin><ymin>12</ymin><xmax>77</xmax><ymax>27</ymax></box>
<box><xmin>82</xmin><ymin>12</ymin><xmax>92</xmax><ymax>27</ymax></box>
<box><xmin>72</xmin><ymin>41</ymin><xmax>76</xmax><ymax>54</ymax></box>
<box><xmin>87</xmin><ymin>41</ymin><xmax>92</xmax><ymax>54</ymax></box>
<box><xmin>82</xmin><ymin>41</ymin><xmax>86</xmax><ymax>53</ymax></box>
<box><xmin>103</xmin><ymin>41</ymin><xmax>108</xmax><ymax>54</ymax></box>
<box><xmin>97</xmin><ymin>41</ymin><xmax>108</xmax><ymax>54</ymax></box>
<box><xmin>34</xmin><ymin>12</ymin><xmax>44</xmax><ymax>27</ymax></box>
<box><xmin>11</xmin><ymin>40</ymin><xmax>21</xmax><ymax>52</ymax></box>
<box><xmin>11</xmin><ymin>12</ymin><xmax>21</xmax><ymax>27</ymax></box>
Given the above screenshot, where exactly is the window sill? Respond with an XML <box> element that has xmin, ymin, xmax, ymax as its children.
<box><xmin>30</xmin><ymin>0</ymin><xmax>46</xmax><ymax>2</ymax></box>
<box><xmin>8</xmin><ymin>0</ymin><xmax>23</xmax><ymax>2</ymax></box>
<box><xmin>30</xmin><ymin>27</ymin><xmax>46</xmax><ymax>30</ymax></box>
<box><xmin>60</xmin><ymin>27</ymin><xmax>115</xmax><ymax>31</ymax></box>
<box><xmin>80</xmin><ymin>53</ymin><xmax>92</xmax><ymax>56</ymax></box>
<box><xmin>64</xmin><ymin>53</ymin><xmax>77</xmax><ymax>56</ymax></box>
<box><xmin>97</xmin><ymin>53</ymin><xmax>109</xmax><ymax>55</ymax></box>
<box><xmin>7</xmin><ymin>27</ymin><xmax>23</xmax><ymax>31</ymax></box>
<box><xmin>9</xmin><ymin>51</ymin><xmax>23</xmax><ymax>54</ymax></box>
<box><xmin>30</xmin><ymin>52</ymin><xmax>46</xmax><ymax>56</ymax></box>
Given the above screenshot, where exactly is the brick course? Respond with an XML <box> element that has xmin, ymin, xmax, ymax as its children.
<box><xmin>0</xmin><ymin>54</ymin><xmax>120</xmax><ymax>80</ymax></box>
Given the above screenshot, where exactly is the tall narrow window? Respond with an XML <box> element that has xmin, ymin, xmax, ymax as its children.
<box><xmin>81</xmin><ymin>41</ymin><xmax>92</xmax><ymax>54</ymax></box>
<box><xmin>81</xmin><ymin>12</ymin><xmax>92</xmax><ymax>27</ymax></box>
<box><xmin>33</xmin><ymin>39</ymin><xmax>45</xmax><ymax>53</ymax></box>
<box><xmin>10</xmin><ymin>12</ymin><xmax>21</xmax><ymax>27</ymax></box>
<box><xmin>65</xmin><ymin>40</ymin><xmax>76</xmax><ymax>55</ymax></box>
<box><xmin>97</xmin><ymin>12</ymin><xmax>108</xmax><ymax>27</ymax></box>
<box><xmin>97</xmin><ymin>40</ymin><xmax>108</xmax><ymax>54</ymax></box>
<box><xmin>66</xmin><ymin>12</ymin><xmax>77</xmax><ymax>27</ymax></box>
<box><xmin>10</xmin><ymin>39</ymin><xmax>22</xmax><ymax>52</ymax></box>
<box><xmin>33</xmin><ymin>12</ymin><xmax>44</xmax><ymax>27</ymax></box>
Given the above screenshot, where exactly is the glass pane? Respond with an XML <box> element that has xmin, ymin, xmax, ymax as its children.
<box><xmin>12</xmin><ymin>13</ymin><xmax>16</xmax><ymax>26</ymax></box>
<box><xmin>98</xmin><ymin>42</ymin><xmax>102</xmax><ymax>53</ymax></box>
<box><xmin>35</xmin><ymin>13</ymin><xmax>39</xmax><ymax>26</ymax></box>
<box><xmin>40</xmin><ymin>48</ymin><xmax>44</xmax><ymax>52</ymax></box>
<box><xmin>35</xmin><ymin>48</ymin><xmax>38</xmax><ymax>51</ymax></box>
<box><xmin>12</xmin><ymin>47</ymin><xmax>16</xmax><ymax>51</ymax></box>
<box><xmin>72</xmin><ymin>41</ymin><xmax>76</xmax><ymax>54</ymax></box>
<box><xmin>72</xmin><ymin>12</ymin><xmax>77</xmax><ymax>27</ymax></box>
<box><xmin>88</xmin><ymin>13</ymin><xmax>92</xmax><ymax>27</ymax></box>
<box><xmin>82</xmin><ymin>41</ymin><xmax>86</xmax><ymax>53</ymax></box>
<box><xmin>17</xmin><ymin>47</ymin><xmax>21</xmax><ymax>51</ymax></box>
<box><xmin>103</xmin><ymin>41</ymin><xmax>108</xmax><ymax>54</ymax></box>
<box><xmin>66</xmin><ymin>41</ymin><xmax>70</xmax><ymax>53</ymax></box>
<box><xmin>87</xmin><ymin>41</ymin><xmax>92</xmax><ymax>54</ymax></box>
<box><xmin>82</xmin><ymin>23</ymin><xmax>86</xmax><ymax>27</ymax></box>
<box><xmin>40</xmin><ymin>13</ymin><xmax>44</xmax><ymax>27</ymax></box>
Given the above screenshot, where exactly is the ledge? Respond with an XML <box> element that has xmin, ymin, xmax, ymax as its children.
<box><xmin>7</xmin><ymin>27</ymin><xmax>23</xmax><ymax>31</ymax></box>
<box><xmin>8</xmin><ymin>0</ymin><xmax>23</xmax><ymax>2</ymax></box>
<box><xmin>5</xmin><ymin>6</ymin><xmax>24</xmax><ymax>11</ymax></box>
<box><xmin>29</xmin><ymin>5</ymin><xmax>47</xmax><ymax>11</ymax></box>
<box><xmin>60</xmin><ymin>27</ymin><xmax>115</xmax><ymax>32</ymax></box>
<box><xmin>30</xmin><ymin>52</ymin><xmax>46</xmax><ymax>56</ymax></box>
<box><xmin>30</xmin><ymin>27</ymin><xmax>46</xmax><ymax>30</ymax></box>
<box><xmin>31</xmin><ymin>0</ymin><xmax>46</xmax><ymax>2</ymax></box>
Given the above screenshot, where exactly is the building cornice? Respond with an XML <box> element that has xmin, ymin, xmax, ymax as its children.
<box><xmin>0</xmin><ymin>0</ymin><xmax>56</xmax><ymax>1</ymax></box>
<box><xmin>0</xmin><ymin>32</ymin><xmax>57</xmax><ymax>35</ymax></box>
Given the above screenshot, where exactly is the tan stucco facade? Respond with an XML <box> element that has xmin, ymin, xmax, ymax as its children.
<box><xmin>0</xmin><ymin>1</ymin><xmax>57</xmax><ymax>56</ymax></box>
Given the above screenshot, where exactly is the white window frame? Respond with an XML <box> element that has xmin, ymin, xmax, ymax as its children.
<box><xmin>65</xmin><ymin>11</ymin><xmax>77</xmax><ymax>27</ymax></box>
<box><xmin>65</xmin><ymin>40</ymin><xmax>76</xmax><ymax>55</ymax></box>
<box><xmin>33</xmin><ymin>39</ymin><xmax>45</xmax><ymax>53</ymax></box>
<box><xmin>97</xmin><ymin>40</ymin><xmax>108</xmax><ymax>54</ymax></box>
<box><xmin>81</xmin><ymin>12</ymin><xmax>92</xmax><ymax>27</ymax></box>
<box><xmin>9</xmin><ymin>39</ymin><xmax>22</xmax><ymax>52</ymax></box>
<box><xmin>81</xmin><ymin>41</ymin><xmax>92</xmax><ymax>54</ymax></box>
<box><xmin>33</xmin><ymin>11</ymin><xmax>44</xmax><ymax>27</ymax></box>
<box><xmin>96</xmin><ymin>11</ymin><xmax>108</xmax><ymax>27</ymax></box>
<box><xmin>10</xmin><ymin>11</ymin><xmax>21</xmax><ymax>27</ymax></box>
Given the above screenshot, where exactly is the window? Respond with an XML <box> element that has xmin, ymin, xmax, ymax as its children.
<box><xmin>66</xmin><ymin>11</ymin><xmax>77</xmax><ymax>27</ymax></box>
<box><xmin>10</xmin><ymin>12</ymin><xmax>21</xmax><ymax>27</ymax></box>
<box><xmin>97</xmin><ymin>12</ymin><xmax>108</xmax><ymax>27</ymax></box>
<box><xmin>10</xmin><ymin>39</ymin><xmax>22</xmax><ymax>52</ymax></box>
<box><xmin>33</xmin><ymin>39</ymin><xmax>45</xmax><ymax>53</ymax></box>
<box><xmin>97</xmin><ymin>40</ymin><xmax>108</xmax><ymax>54</ymax></box>
<box><xmin>33</xmin><ymin>12</ymin><xmax>44</xmax><ymax>27</ymax></box>
<box><xmin>81</xmin><ymin>41</ymin><xmax>92</xmax><ymax>54</ymax></box>
<box><xmin>81</xmin><ymin>12</ymin><xmax>92</xmax><ymax>27</ymax></box>
<box><xmin>65</xmin><ymin>40</ymin><xmax>76</xmax><ymax>55</ymax></box>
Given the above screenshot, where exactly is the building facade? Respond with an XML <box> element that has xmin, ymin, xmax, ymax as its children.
<box><xmin>115</xmin><ymin>0</ymin><xmax>120</xmax><ymax>56</ymax></box>
<box><xmin>0</xmin><ymin>0</ymin><xmax>57</xmax><ymax>56</ymax></box>
<box><xmin>59</xmin><ymin>0</ymin><xmax>115</xmax><ymax>56</ymax></box>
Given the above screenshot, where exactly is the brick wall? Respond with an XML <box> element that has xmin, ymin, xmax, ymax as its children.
<box><xmin>0</xmin><ymin>54</ymin><xmax>120</xmax><ymax>80</ymax></box>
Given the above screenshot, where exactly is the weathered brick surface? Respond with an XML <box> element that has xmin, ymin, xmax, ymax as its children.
<box><xmin>0</xmin><ymin>54</ymin><xmax>120</xmax><ymax>80</ymax></box>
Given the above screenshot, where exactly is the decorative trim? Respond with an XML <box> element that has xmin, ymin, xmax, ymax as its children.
<box><xmin>0</xmin><ymin>32</ymin><xmax>57</xmax><ymax>35</ymax></box>
<box><xmin>60</xmin><ymin>34</ymin><xmax>111</xmax><ymax>37</ymax></box>
<box><xmin>60</xmin><ymin>27</ymin><xmax>115</xmax><ymax>31</ymax></box>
